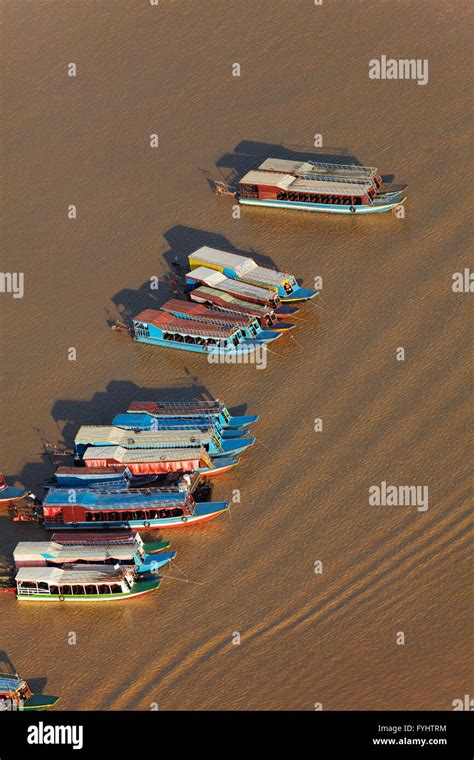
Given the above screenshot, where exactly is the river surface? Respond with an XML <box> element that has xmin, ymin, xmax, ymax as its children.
<box><xmin>0</xmin><ymin>0</ymin><xmax>472</xmax><ymax>710</ymax></box>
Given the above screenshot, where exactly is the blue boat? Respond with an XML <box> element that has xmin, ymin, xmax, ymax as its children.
<box><xmin>73</xmin><ymin>425</ymin><xmax>255</xmax><ymax>459</ymax></box>
<box><xmin>132</xmin><ymin>308</ymin><xmax>264</xmax><ymax>355</ymax></box>
<box><xmin>126</xmin><ymin>399</ymin><xmax>259</xmax><ymax>430</ymax></box>
<box><xmin>111</xmin><ymin>412</ymin><xmax>250</xmax><ymax>440</ymax></box>
<box><xmin>46</xmin><ymin>465</ymin><xmax>199</xmax><ymax>492</ymax></box>
<box><xmin>160</xmin><ymin>299</ymin><xmax>282</xmax><ymax>343</ymax></box>
<box><xmin>0</xmin><ymin>474</ymin><xmax>25</xmax><ymax>503</ymax></box>
<box><xmin>42</xmin><ymin>488</ymin><xmax>229</xmax><ymax>530</ymax></box>
<box><xmin>188</xmin><ymin>247</ymin><xmax>317</xmax><ymax>302</ymax></box>
<box><xmin>238</xmin><ymin>157</ymin><xmax>407</xmax><ymax>215</ymax></box>
<box><xmin>184</xmin><ymin>267</ymin><xmax>300</xmax><ymax>317</ymax></box>
<box><xmin>188</xmin><ymin>286</ymin><xmax>296</xmax><ymax>331</ymax></box>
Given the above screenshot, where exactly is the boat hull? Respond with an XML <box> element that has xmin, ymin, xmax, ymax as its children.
<box><xmin>44</xmin><ymin>501</ymin><xmax>229</xmax><ymax>530</ymax></box>
<box><xmin>239</xmin><ymin>197</ymin><xmax>406</xmax><ymax>214</ymax></box>
<box><xmin>134</xmin><ymin>335</ymin><xmax>260</xmax><ymax>354</ymax></box>
<box><xmin>0</xmin><ymin>486</ymin><xmax>26</xmax><ymax>503</ymax></box>
<box><xmin>16</xmin><ymin>579</ymin><xmax>160</xmax><ymax>602</ymax></box>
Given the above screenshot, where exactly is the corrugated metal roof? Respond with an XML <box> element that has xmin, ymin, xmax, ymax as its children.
<box><xmin>161</xmin><ymin>299</ymin><xmax>254</xmax><ymax>326</ymax></box>
<box><xmin>82</xmin><ymin>445</ymin><xmax>205</xmax><ymax>463</ymax></box>
<box><xmin>190</xmin><ymin>246</ymin><xmax>258</xmax><ymax>276</ymax></box>
<box><xmin>189</xmin><ymin>246</ymin><xmax>290</xmax><ymax>286</ymax></box>
<box><xmin>191</xmin><ymin>286</ymin><xmax>272</xmax><ymax>316</ymax></box>
<box><xmin>55</xmin><ymin>465</ymin><xmax>127</xmax><ymax>476</ymax></box>
<box><xmin>133</xmin><ymin>308</ymin><xmax>239</xmax><ymax>339</ymax></box>
<box><xmin>240</xmin><ymin>170</ymin><xmax>294</xmax><ymax>188</ymax></box>
<box><xmin>75</xmin><ymin>426</ymin><xmax>214</xmax><ymax>447</ymax></box>
<box><xmin>240</xmin><ymin>169</ymin><xmax>371</xmax><ymax>196</ymax></box>
<box><xmin>14</xmin><ymin>540</ymin><xmax>135</xmax><ymax>562</ymax></box>
<box><xmin>186</xmin><ymin>267</ymin><xmax>276</xmax><ymax>302</ymax></box>
<box><xmin>16</xmin><ymin>564</ymin><xmax>130</xmax><ymax>583</ymax></box>
<box><xmin>289</xmin><ymin>177</ymin><xmax>371</xmax><ymax>195</ymax></box>
<box><xmin>43</xmin><ymin>488</ymin><xmax>189</xmax><ymax>509</ymax></box>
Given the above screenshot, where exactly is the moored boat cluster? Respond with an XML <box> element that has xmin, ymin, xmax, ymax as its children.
<box><xmin>129</xmin><ymin>247</ymin><xmax>317</xmax><ymax>356</ymax></box>
<box><xmin>3</xmin><ymin>399</ymin><xmax>258</xmax><ymax>604</ymax></box>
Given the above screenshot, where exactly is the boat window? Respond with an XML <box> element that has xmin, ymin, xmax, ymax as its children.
<box><xmin>50</xmin><ymin>585</ymin><xmax>59</xmax><ymax>595</ymax></box>
<box><xmin>72</xmin><ymin>585</ymin><xmax>84</xmax><ymax>595</ymax></box>
<box><xmin>98</xmin><ymin>585</ymin><xmax>110</xmax><ymax>595</ymax></box>
<box><xmin>85</xmin><ymin>585</ymin><xmax>97</xmax><ymax>595</ymax></box>
<box><xmin>111</xmin><ymin>584</ymin><xmax>122</xmax><ymax>593</ymax></box>
<box><xmin>172</xmin><ymin>507</ymin><xmax>183</xmax><ymax>517</ymax></box>
<box><xmin>38</xmin><ymin>582</ymin><xmax>49</xmax><ymax>591</ymax></box>
<box><xmin>61</xmin><ymin>585</ymin><xmax>72</xmax><ymax>595</ymax></box>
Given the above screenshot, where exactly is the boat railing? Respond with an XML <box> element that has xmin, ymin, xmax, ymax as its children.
<box><xmin>88</xmin><ymin>485</ymin><xmax>184</xmax><ymax>495</ymax></box>
<box><xmin>131</xmin><ymin>400</ymin><xmax>221</xmax><ymax>411</ymax></box>
<box><xmin>296</xmin><ymin>172</ymin><xmax>372</xmax><ymax>186</ymax></box>
<box><xmin>16</xmin><ymin>587</ymin><xmax>52</xmax><ymax>596</ymax></box>
<box><xmin>306</xmin><ymin>160</ymin><xmax>377</xmax><ymax>175</ymax></box>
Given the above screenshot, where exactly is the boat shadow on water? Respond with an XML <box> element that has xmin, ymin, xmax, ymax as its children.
<box><xmin>0</xmin><ymin>651</ymin><xmax>47</xmax><ymax>696</ymax></box>
<box><xmin>213</xmin><ymin>139</ymin><xmax>395</xmax><ymax>189</ymax></box>
<box><xmin>2</xmin><ymin>382</ymin><xmax>253</xmax><ymax>501</ymax></box>
<box><xmin>51</xmin><ymin>381</ymin><xmax>253</xmax><ymax>455</ymax></box>
<box><xmin>109</xmin><ymin>225</ymin><xmax>281</xmax><ymax>326</ymax></box>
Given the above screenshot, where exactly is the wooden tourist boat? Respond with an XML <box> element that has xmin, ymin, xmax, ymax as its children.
<box><xmin>111</xmin><ymin>413</ymin><xmax>250</xmax><ymax>440</ymax></box>
<box><xmin>238</xmin><ymin>157</ymin><xmax>407</xmax><ymax>214</ymax></box>
<box><xmin>47</xmin><ymin>466</ymin><xmax>200</xmax><ymax>492</ymax></box>
<box><xmin>13</xmin><ymin>531</ymin><xmax>176</xmax><ymax>573</ymax></box>
<box><xmin>127</xmin><ymin>399</ymin><xmax>259</xmax><ymax>430</ymax></box>
<box><xmin>74</xmin><ymin>425</ymin><xmax>254</xmax><ymax>458</ymax></box>
<box><xmin>185</xmin><ymin>267</ymin><xmax>298</xmax><ymax>312</ymax></box>
<box><xmin>0</xmin><ymin>674</ymin><xmax>59</xmax><ymax>710</ymax></box>
<box><xmin>0</xmin><ymin>474</ymin><xmax>25</xmax><ymax>503</ymax></box>
<box><xmin>15</xmin><ymin>565</ymin><xmax>160</xmax><ymax>602</ymax></box>
<box><xmin>188</xmin><ymin>246</ymin><xmax>317</xmax><ymax>301</ymax></box>
<box><xmin>132</xmin><ymin>309</ymin><xmax>263</xmax><ymax>355</ymax></box>
<box><xmin>257</xmin><ymin>158</ymin><xmax>407</xmax><ymax>197</ymax></box>
<box><xmin>80</xmin><ymin>445</ymin><xmax>238</xmax><ymax>477</ymax></box>
<box><xmin>41</xmin><ymin>487</ymin><xmax>229</xmax><ymax>530</ymax></box>
<box><xmin>160</xmin><ymin>299</ymin><xmax>282</xmax><ymax>343</ymax></box>
<box><xmin>188</xmin><ymin>286</ymin><xmax>296</xmax><ymax>331</ymax></box>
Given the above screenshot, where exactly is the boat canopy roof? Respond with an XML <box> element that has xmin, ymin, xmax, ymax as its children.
<box><xmin>16</xmin><ymin>564</ymin><xmax>130</xmax><ymax>584</ymax></box>
<box><xmin>189</xmin><ymin>246</ymin><xmax>291</xmax><ymax>286</ymax></box>
<box><xmin>191</xmin><ymin>286</ymin><xmax>272</xmax><ymax>316</ymax></box>
<box><xmin>54</xmin><ymin>465</ymin><xmax>128</xmax><ymax>476</ymax></box>
<box><xmin>75</xmin><ymin>425</ymin><xmax>215</xmax><ymax>447</ymax></box>
<box><xmin>51</xmin><ymin>531</ymin><xmax>137</xmax><ymax>544</ymax></box>
<box><xmin>187</xmin><ymin>267</ymin><xmax>275</xmax><ymax>301</ymax></box>
<box><xmin>82</xmin><ymin>445</ymin><xmax>205</xmax><ymax>463</ymax></box>
<box><xmin>0</xmin><ymin>675</ymin><xmax>25</xmax><ymax>693</ymax></box>
<box><xmin>128</xmin><ymin>400</ymin><xmax>223</xmax><ymax>415</ymax></box>
<box><xmin>161</xmin><ymin>299</ymin><xmax>255</xmax><ymax>326</ymax></box>
<box><xmin>133</xmin><ymin>309</ymin><xmax>239</xmax><ymax>339</ymax></box>
<box><xmin>240</xmin><ymin>170</ymin><xmax>371</xmax><ymax>196</ymax></box>
<box><xmin>43</xmin><ymin>488</ymin><xmax>189</xmax><ymax>510</ymax></box>
<box><xmin>13</xmin><ymin>540</ymin><xmax>137</xmax><ymax>563</ymax></box>
<box><xmin>257</xmin><ymin>157</ymin><xmax>378</xmax><ymax>179</ymax></box>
